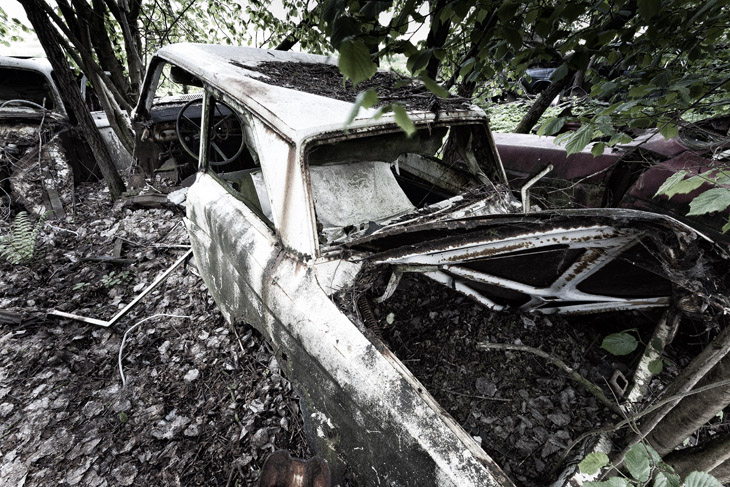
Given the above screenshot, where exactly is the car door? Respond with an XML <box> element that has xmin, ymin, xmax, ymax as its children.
<box><xmin>184</xmin><ymin>90</ymin><xmax>281</xmax><ymax>329</ymax></box>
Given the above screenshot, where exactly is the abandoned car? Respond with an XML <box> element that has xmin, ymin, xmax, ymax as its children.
<box><xmin>0</xmin><ymin>55</ymin><xmax>132</xmax><ymax>217</ymax></box>
<box><xmin>132</xmin><ymin>44</ymin><xmax>728</xmax><ymax>486</ymax></box>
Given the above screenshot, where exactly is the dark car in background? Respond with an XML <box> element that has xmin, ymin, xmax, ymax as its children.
<box><xmin>494</xmin><ymin>119</ymin><xmax>730</xmax><ymax>244</ymax></box>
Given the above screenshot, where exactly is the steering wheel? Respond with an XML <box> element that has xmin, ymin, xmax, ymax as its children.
<box><xmin>0</xmin><ymin>99</ymin><xmax>50</xmax><ymax>110</ymax></box>
<box><xmin>176</xmin><ymin>97</ymin><xmax>245</xmax><ymax>166</ymax></box>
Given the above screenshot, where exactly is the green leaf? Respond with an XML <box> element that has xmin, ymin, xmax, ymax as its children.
<box><xmin>419</xmin><ymin>75</ymin><xmax>449</xmax><ymax>98</ymax></box>
<box><xmin>638</xmin><ymin>0</ymin><xmax>661</xmax><ymax>19</ymax></box>
<box><xmin>537</xmin><ymin>117</ymin><xmax>565</xmax><ymax>136</ymax></box>
<box><xmin>344</xmin><ymin>88</ymin><xmax>378</xmax><ymax>126</ymax></box>
<box><xmin>338</xmin><ymin>40</ymin><xmax>377</xmax><ymax>86</ymax></box>
<box><xmin>601</xmin><ymin>332</ymin><xmax>638</xmax><ymax>356</ymax></box>
<box><xmin>392</xmin><ymin>104</ymin><xmax>416</xmax><ymax>137</ymax></box>
<box><xmin>629</xmin><ymin>84</ymin><xmax>655</xmax><ymax>97</ymax></box>
<box><xmin>684</xmin><ymin>471</ymin><xmax>723</xmax><ymax>487</ymax></box>
<box><xmin>407</xmin><ymin>48</ymin><xmax>433</xmax><ymax>75</ymax></box>
<box><xmin>578</xmin><ymin>452</ymin><xmax>609</xmax><ymax>475</ymax></box>
<box><xmin>722</xmin><ymin>217</ymin><xmax>730</xmax><ymax>233</ymax></box>
<box><xmin>585</xmin><ymin>479</ymin><xmax>629</xmax><ymax>487</ymax></box>
<box><xmin>591</xmin><ymin>143</ymin><xmax>606</xmax><ymax>157</ymax></box>
<box><xmin>502</xmin><ymin>26</ymin><xmax>523</xmax><ymax>49</ymax></box>
<box><xmin>655</xmin><ymin>171</ymin><xmax>688</xmax><ymax>197</ymax></box>
<box><xmin>565</xmin><ymin>125</ymin><xmax>594</xmax><ymax>156</ymax></box>
<box><xmin>687</xmin><ymin>188</ymin><xmax>730</xmax><ymax>216</ymax></box>
<box><xmin>659</xmin><ymin>123</ymin><xmax>679</xmax><ymax>140</ymax></box>
<box><xmin>331</xmin><ymin>15</ymin><xmax>358</xmax><ymax>47</ymax></box>
<box><xmin>625</xmin><ymin>443</ymin><xmax>651</xmax><ymax>482</ymax></box>
<box><xmin>608</xmin><ymin>133</ymin><xmax>632</xmax><ymax>146</ymax></box>
<box><xmin>648</xmin><ymin>358</ymin><xmax>663</xmax><ymax>374</ymax></box>
<box><xmin>654</xmin><ymin>472</ymin><xmax>681</xmax><ymax>487</ymax></box>
<box><xmin>655</xmin><ymin>173</ymin><xmax>706</xmax><ymax>199</ymax></box>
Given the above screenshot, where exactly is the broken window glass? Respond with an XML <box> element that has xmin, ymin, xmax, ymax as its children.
<box><xmin>306</xmin><ymin>124</ymin><xmax>514</xmax><ymax>244</ymax></box>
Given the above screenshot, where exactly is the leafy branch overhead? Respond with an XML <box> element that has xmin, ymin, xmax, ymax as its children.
<box><xmin>655</xmin><ymin>169</ymin><xmax>730</xmax><ymax>232</ymax></box>
<box><xmin>320</xmin><ymin>0</ymin><xmax>728</xmax><ymax>146</ymax></box>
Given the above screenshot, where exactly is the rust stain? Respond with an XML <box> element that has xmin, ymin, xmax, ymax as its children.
<box><xmin>444</xmin><ymin>242</ymin><xmax>531</xmax><ymax>262</ymax></box>
<box><xmin>561</xmin><ymin>250</ymin><xmax>603</xmax><ymax>283</ymax></box>
<box><xmin>259</xmin><ymin>450</ymin><xmax>331</xmax><ymax>487</ymax></box>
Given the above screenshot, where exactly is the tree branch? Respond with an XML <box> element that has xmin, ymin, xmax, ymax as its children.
<box><xmin>476</xmin><ymin>341</ymin><xmax>622</xmax><ymax>414</ymax></box>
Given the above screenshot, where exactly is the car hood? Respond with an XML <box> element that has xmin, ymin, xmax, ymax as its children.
<box><xmin>345</xmin><ymin>208</ymin><xmax>726</xmax><ymax>314</ymax></box>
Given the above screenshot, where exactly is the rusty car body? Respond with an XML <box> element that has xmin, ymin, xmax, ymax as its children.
<box><xmin>132</xmin><ymin>44</ymin><xmax>727</xmax><ymax>486</ymax></box>
<box><xmin>494</xmin><ymin>123</ymin><xmax>730</xmax><ymax>244</ymax></box>
<box><xmin>0</xmin><ymin>55</ymin><xmax>133</xmax><ymax>217</ymax></box>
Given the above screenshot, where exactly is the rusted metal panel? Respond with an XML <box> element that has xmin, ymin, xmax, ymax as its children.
<box><xmin>367</xmin><ymin>215</ymin><xmax>682</xmax><ymax>314</ymax></box>
<box><xmin>259</xmin><ymin>451</ymin><xmax>330</xmax><ymax>487</ymax></box>
<box><xmin>493</xmin><ymin>132</ymin><xmax>621</xmax><ymax>183</ymax></box>
<box><xmin>619</xmin><ymin>151</ymin><xmax>730</xmax><ymax>244</ymax></box>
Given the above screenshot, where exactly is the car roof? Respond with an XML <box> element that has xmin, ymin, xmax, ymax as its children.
<box><xmin>152</xmin><ymin>43</ymin><xmax>484</xmax><ymax>144</ymax></box>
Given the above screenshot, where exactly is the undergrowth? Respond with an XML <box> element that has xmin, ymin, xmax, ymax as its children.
<box><xmin>0</xmin><ymin>211</ymin><xmax>47</xmax><ymax>265</ymax></box>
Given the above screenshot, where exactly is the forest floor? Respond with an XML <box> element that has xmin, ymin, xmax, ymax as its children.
<box><xmin>0</xmin><ymin>179</ymin><xmax>727</xmax><ymax>487</ymax></box>
<box><xmin>0</xmin><ymin>181</ymin><xmax>310</xmax><ymax>486</ymax></box>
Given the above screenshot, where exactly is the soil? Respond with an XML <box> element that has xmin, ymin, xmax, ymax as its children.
<box><xmin>0</xmin><ymin>182</ymin><xmax>310</xmax><ymax>486</ymax></box>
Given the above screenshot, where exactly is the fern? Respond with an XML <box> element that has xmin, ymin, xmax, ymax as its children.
<box><xmin>0</xmin><ymin>211</ymin><xmax>47</xmax><ymax>265</ymax></box>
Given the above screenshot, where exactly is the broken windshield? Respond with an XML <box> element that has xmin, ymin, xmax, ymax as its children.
<box><xmin>306</xmin><ymin>123</ymin><xmax>516</xmax><ymax>245</ymax></box>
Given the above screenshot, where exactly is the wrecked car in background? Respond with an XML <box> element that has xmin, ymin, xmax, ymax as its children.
<box><xmin>0</xmin><ymin>56</ymin><xmax>133</xmax><ymax>217</ymax></box>
<box><xmin>494</xmin><ymin>119</ymin><xmax>730</xmax><ymax>245</ymax></box>
<box><xmin>133</xmin><ymin>44</ymin><xmax>728</xmax><ymax>486</ymax></box>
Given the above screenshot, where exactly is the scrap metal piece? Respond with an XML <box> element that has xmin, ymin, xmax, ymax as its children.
<box><xmin>49</xmin><ymin>249</ymin><xmax>192</xmax><ymax>327</ymax></box>
<box><xmin>521</xmin><ymin>164</ymin><xmax>553</xmax><ymax>213</ymax></box>
<box><xmin>258</xmin><ymin>450</ymin><xmax>331</xmax><ymax>487</ymax></box>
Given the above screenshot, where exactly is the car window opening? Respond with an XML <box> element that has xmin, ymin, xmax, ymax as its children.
<box><xmin>0</xmin><ymin>67</ymin><xmax>55</xmax><ymax>110</ymax></box>
<box><xmin>307</xmin><ymin>124</ymin><xmax>514</xmax><ymax>245</ymax></box>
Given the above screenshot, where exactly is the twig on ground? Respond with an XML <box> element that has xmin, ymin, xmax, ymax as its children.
<box><xmin>476</xmin><ymin>341</ymin><xmax>622</xmax><ymax>415</ymax></box>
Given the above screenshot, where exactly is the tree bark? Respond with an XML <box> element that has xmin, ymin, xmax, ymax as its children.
<box><xmin>425</xmin><ymin>0</ymin><xmax>452</xmax><ymax>80</ymax></box>
<box><xmin>664</xmin><ymin>432</ymin><xmax>730</xmax><ymax>478</ymax></box>
<box><xmin>645</xmin><ymin>353</ymin><xmax>730</xmax><ymax>456</ymax></box>
<box><xmin>710</xmin><ymin>457</ymin><xmax>730</xmax><ymax>483</ymax></box>
<box><xmin>20</xmin><ymin>0</ymin><xmax>126</xmax><ymax>199</ymax></box>
<box><xmin>513</xmin><ymin>74</ymin><xmax>573</xmax><ymax>133</ymax></box>
<box><xmin>624</xmin><ymin>321</ymin><xmax>730</xmax><ymax>452</ymax></box>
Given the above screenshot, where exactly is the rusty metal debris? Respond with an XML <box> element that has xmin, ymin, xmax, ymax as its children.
<box><xmin>49</xmin><ymin>249</ymin><xmax>192</xmax><ymax>327</ymax></box>
<box><xmin>258</xmin><ymin>450</ymin><xmax>331</xmax><ymax>487</ymax></box>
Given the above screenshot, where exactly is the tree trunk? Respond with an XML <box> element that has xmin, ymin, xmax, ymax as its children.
<box><xmin>645</xmin><ymin>353</ymin><xmax>730</xmax><ymax>456</ymax></box>
<box><xmin>664</xmin><ymin>432</ymin><xmax>730</xmax><ymax>478</ymax></box>
<box><xmin>625</xmin><ymin>321</ymin><xmax>730</xmax><ymax>447</ymax></box>
<box><xmin>20</xmin><ymin>0</ymin><xmax>126</xmax><ymax>199</ymax></box>
<box><xmin>513</xmin><ymin>74</ymin><xmax>573</xmax><ymax>134</ymax></box>
<box><xmin>425</xmin><ymin>0</ymin><xmax>452</xmax><ymax>80</ymax></box>
<box><xmin>710</xmin><ymin>457</ymin><xmax>730</xmax><ymax>483</ymax></box>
